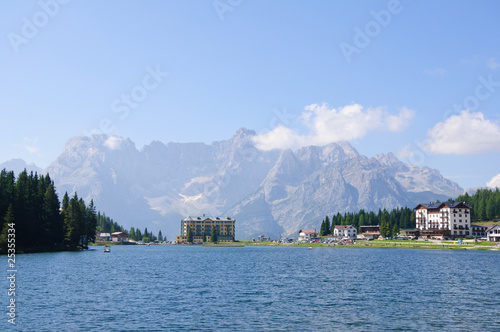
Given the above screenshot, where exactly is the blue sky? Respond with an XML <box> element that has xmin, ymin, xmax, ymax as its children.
<box><xmin>1</xmin><ymin>0</ymin><xmax>500</xmax><ymax>190</ymax></box>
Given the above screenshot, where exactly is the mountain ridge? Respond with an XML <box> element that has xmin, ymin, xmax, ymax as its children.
<box><xmin>1</xmin><ymin>128</ymin><xmax>464</xmax><ymax>239</ymax></box>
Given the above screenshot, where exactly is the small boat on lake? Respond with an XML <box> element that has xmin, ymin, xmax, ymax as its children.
<box><xmin>104</xmin><ymin>245</ymin><xmax>111</xmax><ymax>252</ymax></box>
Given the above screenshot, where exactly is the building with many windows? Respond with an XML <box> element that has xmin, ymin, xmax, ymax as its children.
<box><xmin>176</xmin><ymin>216</ymin><xmax>235</xmax><ymax>243</ymax></box>
<box><xmin>414</xmin><ymin>202</ymin><xmax>472</xmax><ymax>238</ymax></box>
<box><xmin>333</xmin><ymin>225</ymin><xmax>357</xmax><ymax>238</ymax></box>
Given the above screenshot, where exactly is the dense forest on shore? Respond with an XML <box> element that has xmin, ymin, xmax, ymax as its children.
<box><xmin>320</xmin><ymin>188</ymin><xmax>500</xmax><ymax>238</ymax></box>
<box><xmin>0</xmin><ymin>169</ymin><xmax>167</xmax><ymax>253</ymax></box>
<box><xmin>455</xmin><ymin>188</ymin><xmax>500</xmax><ymax>222</ymax></box>
<box><xmin>320</xmin><ymin>207</ymin><xmax>415</xmax><ymax>238</ymax></box>
<box><xmin>0</xmin><ymin>169</ymin><xmax>97</xmax><ymax>253</ymax></box>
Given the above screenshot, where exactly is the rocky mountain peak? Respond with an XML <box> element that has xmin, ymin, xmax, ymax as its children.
<box><xmin>1</xmin><ymin>128</ymin><xmax>465</xmax><ymax>240</ymax></box>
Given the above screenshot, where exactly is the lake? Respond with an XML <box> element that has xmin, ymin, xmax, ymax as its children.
<box><xmin>2</xmin><ymin>245</ymin><xmax>500</xmax><ymax>331</ymax></box>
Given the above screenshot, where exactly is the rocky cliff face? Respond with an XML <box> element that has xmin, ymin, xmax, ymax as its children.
<box><xmin>3</xmin><ymin>128</ymin><xmax>463</xmax><ymax>240</ymax></box>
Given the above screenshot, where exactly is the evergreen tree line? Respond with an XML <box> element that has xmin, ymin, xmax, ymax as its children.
<box><xmin>97</xmin><ymin>211</ymin><xmax>125</xmax><ymax>234</ymax></box>
<box><xmin>454</xmin><ymin>188</ymin><xmax>500</xmax><ymax>222</ymax></box>
<box><xmin>0</xmin><ymin>169</ymin><xmax>97</xmax><ymax>252</ymax></box>
<box><xmin>128</xmin><ymin>226</ymin><xmax>166</xmax><ymax>243</ymax></box>
<box><xmin>319</xmin><ymin>207</ymin><xmax>416</xmax><ymax>238</ymax></box>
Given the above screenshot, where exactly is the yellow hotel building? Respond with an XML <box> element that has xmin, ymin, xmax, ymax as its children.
<box><xmin>176</xmin><ymin>216</ymin><xmax>236</xmax><ymax>243</ymax></box>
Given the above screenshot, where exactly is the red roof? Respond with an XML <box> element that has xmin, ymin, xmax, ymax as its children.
<box><xmin>335</xmin><ymin>225</ymin><xmax>354</xmax><ymax>230</ymax></box>
<box><xmin>299</xmin><ymin>229</ymin><xmax>317</xmax><ymax>234</ymax></box>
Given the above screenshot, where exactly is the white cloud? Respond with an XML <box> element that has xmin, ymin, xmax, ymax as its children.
<box><xmin>424</xmin><ymin>68</ymin><xmax>446</xmax><ymax>77</ymax></box>
<box><xmin>385</xmin><ymin>107</ymin><xmax>415</xmax><ymax>132</ymax></box>
<box><xmin>487</xmin><ymin>173</ymin><xmax>500</xmax><ymax>189</ymax></box>
<box><xmin>425</xmin><ymin>110</ymin><xmax>500</xmax><ymax>154</ymax></box>
<box><xmin>486</xmin><ymin>57</ymin><xmax>499</xmax><ymax>70</ymax></box>
<box><xmin>103</xmin><ymin>136</ymin><xmax>124</xmax><ymax>150</ymax></box>
<box><xmin>25</xmin><ymin>145</ymin><xmax>38</xmax><ymax>154</ymax></box>
<box><xmin>253</xmin><ymin>103</ymin><xmax>414</xmax><ymax>151</ymax></box>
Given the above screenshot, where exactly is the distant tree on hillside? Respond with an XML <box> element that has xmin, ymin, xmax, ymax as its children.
<box><xmin>211</xmin><ymin>226</ymin><xmax>218</xmax><ymax>243</ymax></box>
<box><xmin>392</xmin><ymin>223</ymin><xmax>399</xmax><ymax>236</ymax></box>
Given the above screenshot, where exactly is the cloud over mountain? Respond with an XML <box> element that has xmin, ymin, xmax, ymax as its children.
<box><xmin>487</xmin><ymin>173</ymin><xmax>500</xmax><ymax>189</ymax></box>
<box><xmin>253</xmin><ymin>104</ymin><xmax>414</xmax><ymax>151</ymax></box>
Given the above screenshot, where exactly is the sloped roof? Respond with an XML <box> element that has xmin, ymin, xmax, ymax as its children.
<box><xmin>414</xmin><ymin>202</ymin><xmax>472</xmax><ymax>210</ymax></box>
<box><xmin>334</xmin><ymin>225</ymin><xmax>355</xmax><ymax>230</ymax></box>
<box><xmin>299</xmin><ymin>229</ymin><xmax>317</xmax><ymax>234</ymax></box>
<box><xmin>184</xmin><ymin>216</ymin><xmax>235</xmax><ymax>221</ymax></box>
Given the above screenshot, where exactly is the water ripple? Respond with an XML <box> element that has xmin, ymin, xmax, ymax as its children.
<box><xmin>1</xmin><ymin>246</ymin><xmax>499</xmax><ymax>331</ymax></box>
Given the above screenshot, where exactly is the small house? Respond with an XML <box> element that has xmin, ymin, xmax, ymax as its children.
<box><xmin>298</xmin><ymin>229</ymin><xmax>317</xmax><ymax>241</ymax></box>
<box><xmin>487</xmin><ymin>225</ymin><xmax>500</xmax><ymax>242</ymax></box>
<box><xmin>99</xmin><ymin>233</ymin><xmax>111</xmax><ymax>241</ymax></box>
<box><xmin>359</xmin><ymin>225</ymin><xmax>381</xmax><ymax>240</ymax></box>
<box><xmin>111</xmin><ymin>232</ymin><xmax>129</xmax><ymax>242</ymax></box>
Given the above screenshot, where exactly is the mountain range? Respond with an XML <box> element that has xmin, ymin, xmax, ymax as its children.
<box><xmin>1</xmin><ymin>128</ymin><xmax>464</xmax><ymax>240</ymax></box>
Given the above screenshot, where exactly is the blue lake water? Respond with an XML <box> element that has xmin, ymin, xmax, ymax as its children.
<box><xmin>2</xmin><ymin>245</ymin><xmax>500</xmax><ymax>331</ymax></box>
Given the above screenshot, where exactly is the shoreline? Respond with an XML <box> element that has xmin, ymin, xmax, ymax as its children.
<box><xmin>200</xmin><ymin>240</ymin><xmax>500</xmax><ymax>251</ymax></box>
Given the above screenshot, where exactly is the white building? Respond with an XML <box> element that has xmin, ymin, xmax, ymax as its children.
<box><xmin>333</xmin><ymin>225</ymin><xmax>357</xmax><ymax>238</ymax></box>
<box><xmin>99</xmin><ymin>233</ymin><xmax>111</xmax><ymax>241</ymax></box>
<box><xmin>298</xmin><ymin>229</ymin><xmax>318</xmax><ymax>241</ymax></box>
<box><xmin>486</xmin><ymin>225</ymin><xmax>500</xmax><ymax>242</ymax></box>
<box><xmin>415</xmin><ymin>202</ymin><xmax>472</xmax><ymax>238</ymax></box>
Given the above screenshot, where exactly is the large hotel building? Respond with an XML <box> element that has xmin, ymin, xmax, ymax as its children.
<box><xmin>176</xmin><ymin>215</ymin><xmax>236</xmax><ymax>243</ymax></box>
<box><xmin>415</xmin><ymin>202</ymin><xmax>472</xmax><ymax>238</ymax></box>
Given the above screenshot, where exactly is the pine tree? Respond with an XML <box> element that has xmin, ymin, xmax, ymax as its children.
<box><xmin>186</xmin><ymin>226</ymin><xmax>193</xmax><ymax>243</ymax></box>
<box><xmin>324</xmin><ymin>215</ymin><xmax>331</xmax><ymax>235</ymax></box>
<box><xmin>61</xmin><ymin>192</ymin><xmax>69</xmax><ymax>241</ymax></box>
<box><xmin>319</xmin><ymin>219</ymin><xmax>326</xmax><ymax>236</ymax></box>
<box><xmin>392</xmin><ymin>223</ymin><xmax>399</xmax><ymax>237</ymax></box>
<box><xmin>42</xmin><ymin>183</ymin><xmax>62</xmax><ymax>245</ymax></box>
<box><xmin>486</xmin><ymin>196</ymin><xmax>495</xmax><ymax>220</ymax></box>
<box><xmin>0</xmin><ymin>170</ymin><xmax>15</xmax><ymax>232</ymax></box>
<box><xmin>211</xmin><ymin>226</ymin><xmax>218</xmax><ymax>243</ymax></box>
<box><xmin>85</xmin><ymin>199</ymin><xmax>97</xmax><ymax>245</ymax></box>
<box><xmin>0</xmin><ymin>204</ymin><xmax>15</xmax><ymax>249</ymax></box>
<box><xmin>64</xmin><ymin>193</ymin><xmax>85</xmax><ymax>248</ymax></box>
<box><xmin>477</xmin><ymin>196</ymin><xmax>486</xmax><ymax>220</ymax></box>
